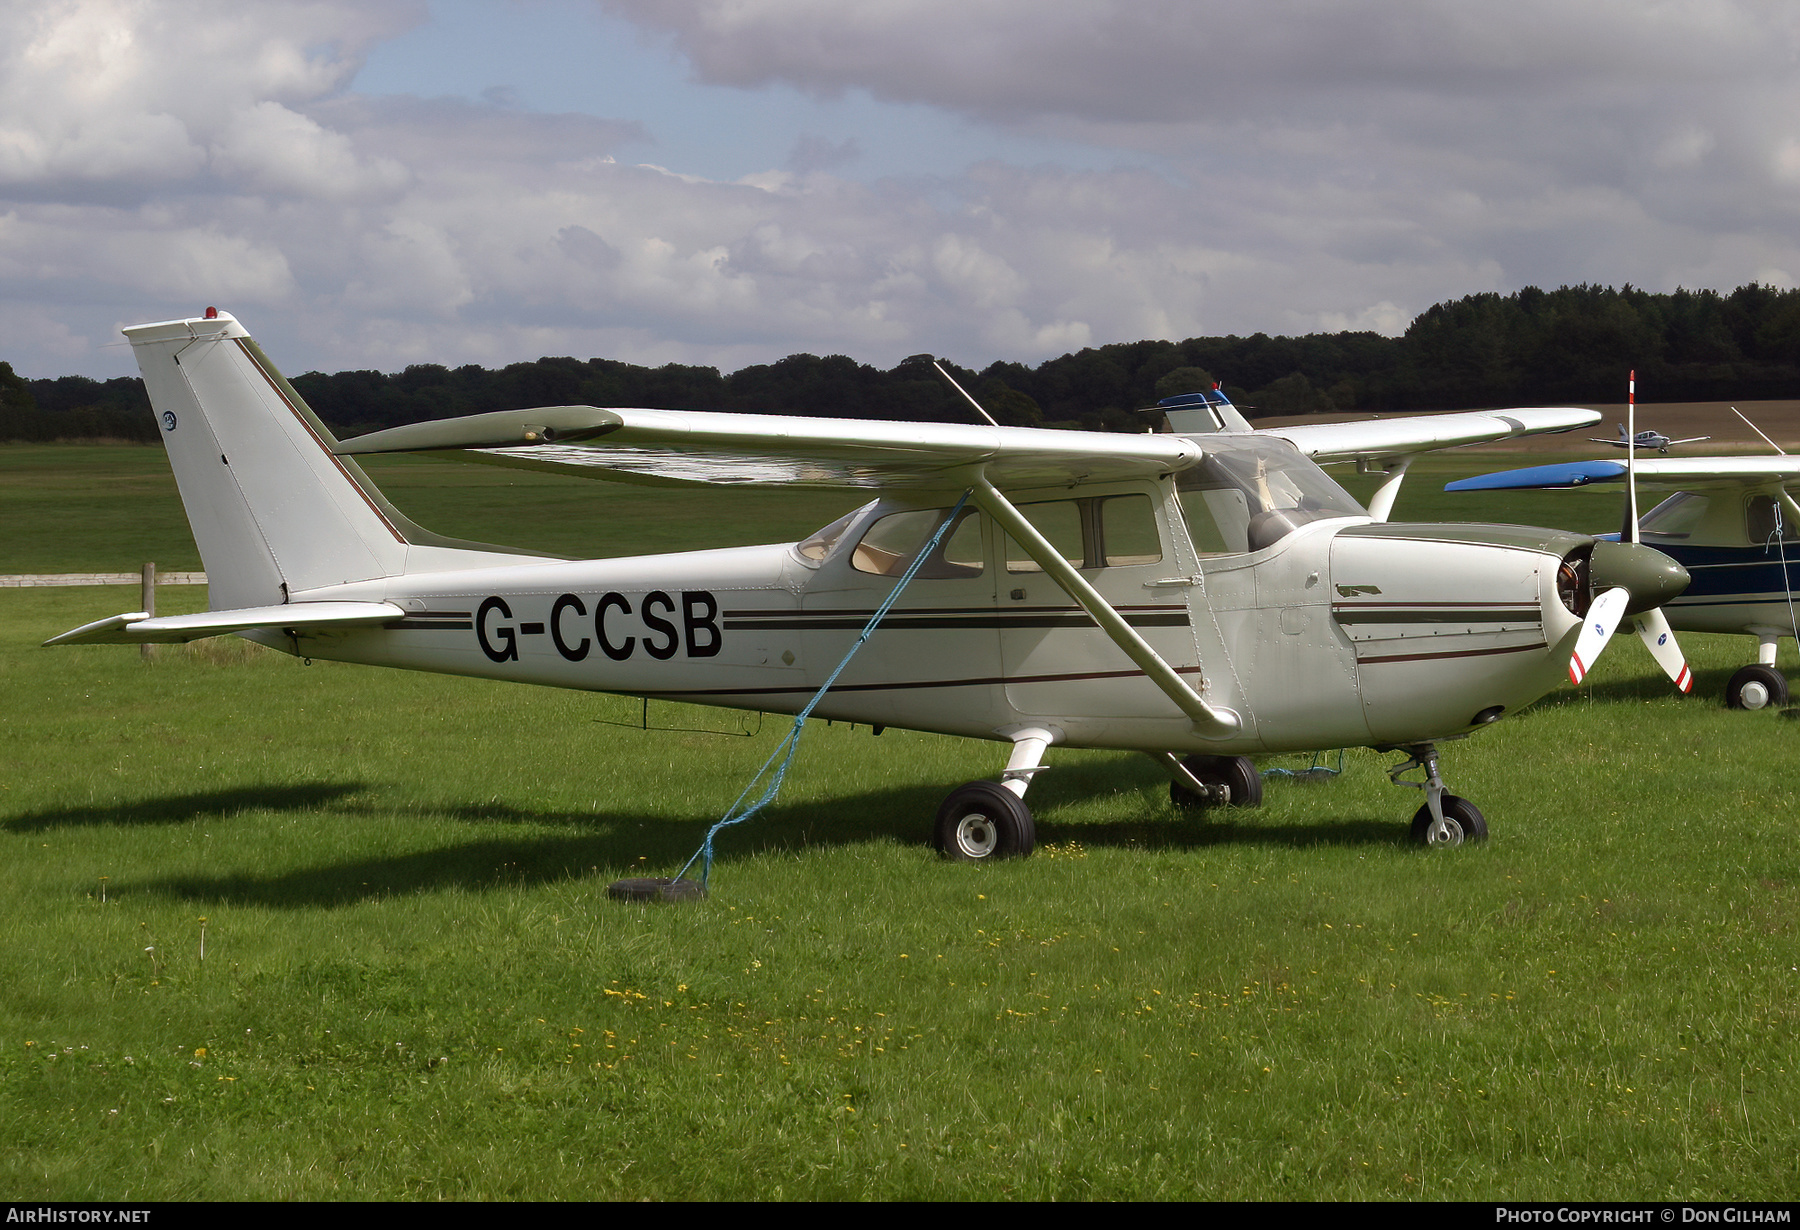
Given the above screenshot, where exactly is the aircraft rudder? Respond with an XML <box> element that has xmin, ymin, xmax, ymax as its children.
<box><xmin>126</xmin><ymin>311</ymin><xmax>409</xmax><ymax>606</ymax></box>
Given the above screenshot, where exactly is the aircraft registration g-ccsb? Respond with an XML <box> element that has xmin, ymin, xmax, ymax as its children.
<box><xmin>50</xmin><ymin>310</ymin><xmax>1692</xmax><ymax>856</ymax></box>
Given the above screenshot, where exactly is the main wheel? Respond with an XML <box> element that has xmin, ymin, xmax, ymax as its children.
<box><xmin>1726</xmin><ymin>664</ymin><xmax>1788</xmax><ymax>710</ymax></box>
<box><xmin>1409</xmin><ymin>795</ymin><xmax>1488</xmax><ymax>847</ymax></box>
<box><xmin>934</xmin><ymin>781</ymin><xmax>1035</xmax><ymax>861</ymax></box>
<box><xmin>1168</xmin><ymin>754</ymin><xmax>1264</xmax><ymax>809</ymax></box>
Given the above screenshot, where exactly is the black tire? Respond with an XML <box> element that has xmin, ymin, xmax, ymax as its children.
<box><xmin>1726</xmin><ymin>664</ymin><xmax>1788</xmax><ymax>711</ymax></box>
<box><xmin>934</xmin><ymin>781</ymin><xmax>1035</xmax><ymax>861</ymax></box>
<box><xmin>1409</xmin><ymin>795</ymin><xmax>1488</xmax><ymax>847</ymax></box>
<box><xmin>1168</xmin><ymin>754</ymin><xmax>1264</xmax><ymax>809</ymax></box>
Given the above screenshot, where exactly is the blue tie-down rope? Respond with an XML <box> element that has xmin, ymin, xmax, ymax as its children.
<box><xmin>1261</xmin><ymin>748</ymin><xmax>1346</xmax><ymax>781</ymax></box>
<box><xmin>675</xmin><ymin>489</ymin><xmax>974</xmax><ymax>890</ymax></box>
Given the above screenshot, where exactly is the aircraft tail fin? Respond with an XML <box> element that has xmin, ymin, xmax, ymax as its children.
<box><xmin>125</xmin><ymin>311</ymin><xmax>541</xmax><ymax>610</ymax></box>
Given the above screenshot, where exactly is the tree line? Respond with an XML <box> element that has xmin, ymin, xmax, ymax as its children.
<box><xmin>5</xmin><ymin>282</ymin><xmax>1798</xmax><ymax>443</ymax></box>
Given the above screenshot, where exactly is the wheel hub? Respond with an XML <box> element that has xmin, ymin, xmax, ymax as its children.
<box><xmin>1741</xmin><ymin>681</ymin><xmax>1771</xmax><ymax>709</ymax></box>
<box><xmin>954</xmin><ymin>813</ymin><xmax>998</xmax><ymax>858</ymax></box>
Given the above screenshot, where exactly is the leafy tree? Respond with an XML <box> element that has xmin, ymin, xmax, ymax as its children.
<box><xmin>1153</xmin><ymin>366</ymin><xmax>1215</xmax><ymax>402</ymax></box>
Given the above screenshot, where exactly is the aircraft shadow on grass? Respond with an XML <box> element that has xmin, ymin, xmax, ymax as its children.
<box><xmin>1532</xmin><ymin>665</ymin><xmax>1751</xmax><ymax>708</ymax></box>
<box><xmin>3</xmin><ymin>783</ymin><xmax>371</xmax><ymax>833</ymax></box>
<box><xmin>20</xmin><ymin>774</ymin><xmax>1408</xmax><ymax>909</ymax></box>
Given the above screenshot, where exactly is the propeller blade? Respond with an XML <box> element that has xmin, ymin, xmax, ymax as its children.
<box><xmin>1569</xmin><ymin>586</ymin><xmax>1630</xmax><ymax>686</ymax></box>
<box><xmin>1633</xmin><ymin>607</ymin><xmax>1693</xmax><ymax>693</ymax></box>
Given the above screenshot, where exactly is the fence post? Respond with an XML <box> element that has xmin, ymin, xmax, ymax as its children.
<box><xmin>140</xmin><ymin>562</ymin><xmax>155</xmax><ymax>661</ymax></box>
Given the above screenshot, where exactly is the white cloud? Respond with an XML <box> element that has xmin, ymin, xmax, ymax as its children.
<box><xmin>3</xmin><ymin>0</ymin><xmax>1800</xmax><ymax>383</ymax></box>
<box><xmin>0</xmin><ymin>0</ymin><xmax>415</xmax><ymax>194</ymax></box>
<box><xmin>601</xmin><ymin>1</ymin><xmax>1798</xmax><ymax>123</ymax></box>
<box><xmin>210</xmin><ymin>101</ymin><xmax>410</xmax><ymax>200</ymax></box>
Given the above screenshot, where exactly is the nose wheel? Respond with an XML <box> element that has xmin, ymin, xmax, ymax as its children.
<box><xmin>1409</xmin><ymin>795</ymin><xmax>1487</xmax><ymax>846</ymax></box>
<box><xmin>1389</xmin><ymin>743</ymin><xmax>1487</xmax><ymax>848</ymax></box>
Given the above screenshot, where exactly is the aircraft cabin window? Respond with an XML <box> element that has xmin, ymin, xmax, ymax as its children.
<box><xmin>1098</xmin><ymin>494</ymin><xmax>1162</xmax><ymax>566</ymax></box>
<box><xmin>1638</xmin><ymin>493</ymin><xmax>1709</xmax><ymax>540</ymax></box>
<box><xmin>1005</xmin><ymin>500</ymin><xmax>1085</xmax><ymax>573</ymax></box>
<box><xmin>1745</xmin><ymin>494</ymin><xmax>1800</xmax><ymax>545</ymax></box>
<box><xmin>850</xmin><ymin>507</ymin><xmax>985</xmax><ymax>578</ymax></box>
<box><xmin>1004</xmin><ymin>495</ymin><xmax>1163</xmax><ymax>572</ymax></box>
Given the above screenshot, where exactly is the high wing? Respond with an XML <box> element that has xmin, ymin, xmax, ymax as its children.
<box><xmin>1447</xmin><ymin>456</ymin><xmax>1800</xmax><ymax>493</ymax></box>
<box><xmin>336</xmin><ymin>406</ymin><xmax>1205</xmax><ymax>491</ymax></box>
<box><xmin>1258</xmin><ymin>407</ymin><xmax>1600</xmax><ymax>464</ymax></box>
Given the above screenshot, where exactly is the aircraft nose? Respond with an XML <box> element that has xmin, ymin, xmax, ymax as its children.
<box><xmin>1589</xmin><ymin>540</ymin><xmax>1690</xmax><ymax>615</ymax></box>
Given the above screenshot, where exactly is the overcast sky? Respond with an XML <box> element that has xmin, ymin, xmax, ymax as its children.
<box><xmin>4</xmin><ymin>0</ymin><xmax>1799</xmax><ymax>381</ymax></box>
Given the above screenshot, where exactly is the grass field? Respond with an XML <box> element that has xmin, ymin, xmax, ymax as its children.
<box><xmin>2</xmin><ymin>444</ymin><xmax>1797</xmax><ymax>1200</ymax></box>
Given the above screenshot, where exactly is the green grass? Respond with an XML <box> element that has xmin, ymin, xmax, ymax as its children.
<box><xmin>2</xmin><ymin>445</ymin><xmax>1797</xmax><ymax>1200</ymax></box>
<box><xmin>0</xmin><ymin>445</ymin><xmax>863</xmax><ymax>572</ymax></box>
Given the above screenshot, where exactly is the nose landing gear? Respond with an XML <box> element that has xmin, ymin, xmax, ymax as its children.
<box><xmin>1389</xmin><ymin>743</ymin><xmax>1488</xmax><ymax>847</ymax></box>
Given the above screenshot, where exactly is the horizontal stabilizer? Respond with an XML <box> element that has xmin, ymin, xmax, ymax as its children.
<box><xmin>45</xmin><ymin>601</ymin><xmax>405</xmax><ymax>646</ymax></box>
<box><xmin>1445</xmin><ymin>460</ymin><xmax>1628</xmax><ymax>491</ymax></box>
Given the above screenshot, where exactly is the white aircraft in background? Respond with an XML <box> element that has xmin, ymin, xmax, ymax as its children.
<box><xmin>48</xmin><ymin>310</ymin><xmax>1689</xmax><ymax>856</ymax></box>
<box><xmin>1589</xmin><ymin>423</ymin><xmax>1712</xmax><ymax>453</ymax></box>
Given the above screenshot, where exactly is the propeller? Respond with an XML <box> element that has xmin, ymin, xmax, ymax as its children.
<box><xmin>1573</xmin><ymin>370</ymin><xmax>1694</xmax><ymax>692</ymax></box>
<box><xmin>1571</xmin><ymin>543</ymin><xmax>1692</xmax><ymax>688</ymax></box>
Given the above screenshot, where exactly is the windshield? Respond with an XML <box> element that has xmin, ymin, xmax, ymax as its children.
<box><xmin>1638</xmin><ymin>492</ymin><xmax>1710</xmax><ymax>541</ymax></box>
<box><xmin>1176</xmin><ymin>436</ymin><xmax>1366</xmax><ymax>554</ymax></box>
<box><xmin>796</xmin><ymin>502</ymin><xmax>875</xmax><ymax>563</ymax></box>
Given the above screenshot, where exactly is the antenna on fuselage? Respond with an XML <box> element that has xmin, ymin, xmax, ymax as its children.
<box><xmin>908</xmin><ymin>353</ymin><xmax>1000</xmax><ymax>428</ymax></box>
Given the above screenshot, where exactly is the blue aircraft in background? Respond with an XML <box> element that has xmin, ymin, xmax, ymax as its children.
<box><xmin>1450</xmin><ymin>454</ymin><xmax>1800</xmax><ymax>709</ymax></box>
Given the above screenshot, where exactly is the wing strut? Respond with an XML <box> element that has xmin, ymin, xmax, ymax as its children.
<box><xmin>971</xmin><ymin>477</ymin><xmax>1241</xmax><ymax>739</ymax></box>
<box><xmin>1365</xmin><ymin>456</ymin><xmax>1414</xmax><ymax>523</ymax></box>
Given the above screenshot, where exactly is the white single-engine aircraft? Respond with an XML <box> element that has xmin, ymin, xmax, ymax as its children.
<box><xmin>49</xmin><ymin>311</ymin><xmax>1691</xmax><ymax>856</ymax></box>
<box><xmin>1451</xmin><ymin>452</ymin><xmax>1800</xmax><ymax>709</ymax></box>
<box><xmin>1589</xmin><ymin>423</ymin><xmax>1712</xmax><ymax>453</ymax></box>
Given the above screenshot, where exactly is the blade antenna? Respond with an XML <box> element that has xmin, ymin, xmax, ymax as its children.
<box><xmin>1732</xmin><ymin>405</ymin><xmax>1786</xmax><ymax>456</ymax></box>
<box><xmin>930</xmin><ymin>359</ymin><xmax>1000</xmax><ymax>428</ymax></box>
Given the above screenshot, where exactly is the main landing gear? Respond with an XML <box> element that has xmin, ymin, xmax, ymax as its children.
<box><xmin>1726</xmin><ymin>664</ymin><xmax>1787</xmax><ymax>710</ymax></box>
<box><xmin>934</xmin><ymin>728</ymin><xmax>1051</xmax><ymax>862</ymax></box>
<box><xmin>1160</xmin><ymin>753</ymin><xmax>1264</xmax><ymax>810</ymax></box>
<box><xmin>1726</xmin><ymin>633</ymin><xmax>1789</xmax><ymax>710</ymax></box>
<box><xmin>932</xmin><ymin>734</ymin><xmax>1273</xmax><ymax>862</ymax></box>
<box><xmin>1388</xmin><ymin>742</ymin><xmax>1487</xmax><ymax>847</ymax></box>
<box><xmin>935</xmin><ymin>781</ymin><xmax>1035</xmax><ymax>861</ymax></box>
